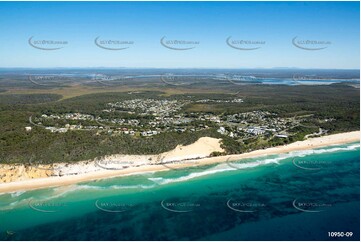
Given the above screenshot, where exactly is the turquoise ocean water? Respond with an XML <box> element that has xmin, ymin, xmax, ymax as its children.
<box><xmin>0</xmin><ymin>142</ymin><xmax>359</xmax><ymax>240</ymax></box>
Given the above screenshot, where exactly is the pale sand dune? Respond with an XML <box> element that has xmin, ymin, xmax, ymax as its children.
<box><xmin>0</xmin><ymin>165</ymin><xmax>53</xmax><ymax>183</ymax></box>
<box><xmin>0</xmin><ymin>137</ymin><xmax>224</xmax><ymax>184</ymax></box>
<box><xmin>160</xmin><ymin>137</ymin><xmax>224</xmax><ymax>162</ymax></box>
<box><xmin>0</xmin><ymin>131</ymin><xmax>359</xmax><ymax>194</ymax></box>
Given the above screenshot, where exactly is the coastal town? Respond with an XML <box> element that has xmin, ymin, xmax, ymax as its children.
<box><xmin>28</xmin><ymin>97</ymin><xmax>325</xmax><ymax>142</ymax></box>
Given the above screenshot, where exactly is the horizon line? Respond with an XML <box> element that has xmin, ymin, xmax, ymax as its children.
<box><xmin>0</xmin><ymin>67</ymin><xmax>359</xmax><ymax>70</ymax></box>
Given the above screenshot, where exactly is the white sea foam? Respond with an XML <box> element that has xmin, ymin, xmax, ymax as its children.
<box><xmin>10</xmin><ymin>191</ymin><xmax>26</xmax><ymax>197</ymax></box>
<box><xmin>50</xmin><ymin>183</ymin><xmax>155</xmax><ymax>197</ymax></box>
<box><xmin>109</xmin><ymin>184</ymin><xmax>155</xmax><ymax>189</ymax></box>
<box><xmin>0</xmin><ymin>197</ymin><xmax>34</xmax><ymax>211</ymax></box>
<box><xmin>229</xmin><ymin>143</ymin><xmax>359</xmax><ymax>169</ymax></box>
<box><xmin>148</xmin><ymin>163</ymin><xmax>236</xmax><ymax>185</ymax></box>
<box><xmin>148</xmin><ymin>143</ymin><xmax>359</xmax><ymax>185</ymax></box>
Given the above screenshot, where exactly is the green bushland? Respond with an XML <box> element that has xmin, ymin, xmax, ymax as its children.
<box><xmin>0</xmin><ymin>83</ymin><xmax>359</xmax><ymax>164</ymax></box>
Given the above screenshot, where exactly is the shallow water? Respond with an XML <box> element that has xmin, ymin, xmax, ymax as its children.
<box><xmin>0</xmin><ymin>142</ymin><xmax>359</xmax><ymax>240</ymax></box>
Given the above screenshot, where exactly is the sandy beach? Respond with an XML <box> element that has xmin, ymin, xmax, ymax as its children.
<box><xmin>0</xmin><ymin>131</ymin><xmax>359</xmax><ymax>194</ymax></box>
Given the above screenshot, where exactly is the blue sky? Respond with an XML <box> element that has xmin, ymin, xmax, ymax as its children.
<box><xmin>0</xmin><ymin>1</ymin><xmax>359</xmax><ymax>69</ymax></box>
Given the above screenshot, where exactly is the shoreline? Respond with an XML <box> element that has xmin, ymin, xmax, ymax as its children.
<box><xmin>0</xmin><ymin>131</ymin><xmax>359</xmax><ymax>194</ymax></box>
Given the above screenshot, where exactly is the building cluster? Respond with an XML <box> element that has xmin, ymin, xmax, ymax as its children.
<box><xmin>107</xmin><ymin>99</ymin><xmax>190</xmax><ymax>117</ymax></box>
<box><xmin>195</xmin><ymin>99</ymin><xmax>243</xmax><ymax>103</ymax></box>
<box><xmin>216</xmin><ymin>111</ymin><xmax>293</xmax><ymax>139</ymax></box>
<box><xmin>30</xmin><ymin>99</ymin><xmax>310</xmax><ymax>140</ymax></box>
